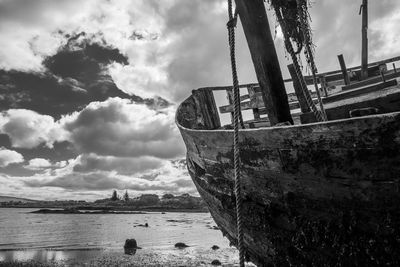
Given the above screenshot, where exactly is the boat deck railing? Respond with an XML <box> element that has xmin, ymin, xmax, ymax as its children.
<box><xmin>191</xmin><ymin>56</ymin><xmax>400</xmax><ymax>129</ymax></box>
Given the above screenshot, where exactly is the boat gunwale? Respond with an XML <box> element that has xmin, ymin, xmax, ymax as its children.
<box><xmin>175</xmin><ymin>94</ymin><xmax>400</xmax><ymax>134</ymax></box>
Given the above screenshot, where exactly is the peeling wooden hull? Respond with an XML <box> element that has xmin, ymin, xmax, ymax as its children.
<box><xmin>176</xmin><ymin>95</ymin><xmax>400</xmax><ymax>266</ymax></box>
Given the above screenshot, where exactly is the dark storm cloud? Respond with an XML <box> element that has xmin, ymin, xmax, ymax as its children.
<box><xmin>0</xmin><ymin>33</ymin><xmax>170</xmax><ymax>119</ymax></box>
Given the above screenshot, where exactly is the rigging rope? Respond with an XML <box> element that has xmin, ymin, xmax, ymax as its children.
<box><xmin>274</xmin><ymin>6</ymin><xmax>324</xmax><ymax>122</ymax></box>
<box><xmin>297</xmin><ymin>0</ymin><xmax>327</xmax><ymax>120</ymax></box>
<box><xmin>227</xmin><ymin>1</ymin><xmax>245</xmax><ymax>266</ymax></box>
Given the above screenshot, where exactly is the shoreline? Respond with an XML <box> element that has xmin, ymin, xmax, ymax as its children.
<box><xmin>0</xmin><ymin>207</ymin><xmax>209</xmax><ymax>213</ymax></box>
<box><xmin>0</xmin><ymin>247</ymin><xmax>251</xmax><ymax>267</ymax></box>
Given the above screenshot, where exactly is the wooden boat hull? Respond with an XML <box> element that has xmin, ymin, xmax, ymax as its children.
<box><xmin>176</xmin><ymin>95</ymin><xmax>400</xmax><ymax>266</ymax></box>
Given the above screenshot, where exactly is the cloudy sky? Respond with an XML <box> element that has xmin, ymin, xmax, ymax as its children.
<box><xmin>1</xmin><ymin>0</ymin><xmax>400</xmax><ymax>201</ymax></box>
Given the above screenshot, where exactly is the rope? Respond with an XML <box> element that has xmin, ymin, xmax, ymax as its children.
<box><xmin>227</xmin><ymin>1</ymin><xmax>245</xmax><ymax>266</ymax></box>
<box><xmin>297</xmin><ymin>0</ymin><xmax>327</xmax><ymax>120</ymax></box>
<box><xmin>227</xmin><ymin>0</ymin><xmax>245</xmax><ymax>130</ymax></box>
<box><xmin>274</xmin><ymin>7</ymin><xmax>324</xmax><ymax>122</ymax></box>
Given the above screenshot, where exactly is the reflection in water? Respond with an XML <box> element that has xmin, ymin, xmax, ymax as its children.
<box><xmin>0</xmin><ymin>249</ymin><xmax>103</xmax><ymax>262</ymax></box>
<box><xmin>0</xmin><ymin>208</ymin><xmax>231</xmax><ymax>263</ymax></box>
<box><xmin>124</xmin><ymin>247</ymin><xmax>137</xmax><ymax>255</ymax></box>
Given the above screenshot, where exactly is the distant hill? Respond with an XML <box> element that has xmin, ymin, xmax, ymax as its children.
<box><xmin>0</xmin><ymin>195</ymin><xmax>39</xmax><ymax>203</ymax></box>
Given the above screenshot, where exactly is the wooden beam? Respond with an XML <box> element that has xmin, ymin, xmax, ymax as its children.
<box><xmin>235</xmin><ymin>0</ymin><xmax>293</xmax><ymax>125</ymax></box>
<box><xmin>323</xmin><ymin>80</ymin><xmax>398</xmax><ymax>104</ymax></box>
<box><xmin>301</xmin><ymin>87</ymin><xmax>400</xmax><ymax>123</ymax></box>
<box><xmin>360</xmin><ymin>0</ymin><xmax>368</xmax><ymax>79</ymax></box>
<box><xmin>192</xmin><ymin>89</ymin><xmax>221</xmax><ymax>129</ymax></box>
<box><xmin>219</xmin><ymin>94</ymin><xmax>318</xmax><ymax>114</ymax></box>
<box><xmin>319</xmin><ymin>75</ymin><xmax>329</xmax><ymax>97</ymax></box>
<box><xmin>226</xmin><ymin>89</ymin><xmax>234</xmax><ymax>124</ymax></box>
<box><xmin>342</xmin><ymin>71</ymin><xmax>400</xmax><ymax>91</ymax></box>
<box><xmin>288</xmin><ymin>64</ymin><xmax>310</xmax><ymax>113</ymax></box>
<box><xmin>338</xmin><ymin>54</ymin><xmax>350</xmax><ymax>85</ymax></box>
<box><xmin>248</xmin><ymin>86</ymin><xmax>261</xmax><ymax>119</ymax></box>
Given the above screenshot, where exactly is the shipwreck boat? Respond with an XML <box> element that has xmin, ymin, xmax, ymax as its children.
<box><xmin>176</xmin><ymin>0</ymin><xmax>400</xmax><ymax>266</ymax></box>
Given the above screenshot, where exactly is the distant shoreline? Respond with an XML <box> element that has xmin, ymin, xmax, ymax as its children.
<box><xmin>0</xmin><ymin>193</ymin><xmax>209</xmax><ymax>213</ymax></box>
<box><xmin>0</xmin><ymin>206</ymin><xmax>209</xmax><ymax>213</ymax></box>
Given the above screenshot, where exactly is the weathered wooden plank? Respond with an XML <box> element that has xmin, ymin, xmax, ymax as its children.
<box><xmin>324</xmin><ymin>65</ymin><xmax>381</xmax><ymax>85</ymax></box>
<box><xmin>338</xmin><ymin>54</ymin><xmax>350</xmax><ymax>85</ymax></box>
<box><xmin>361</xmin><ymin>0</ymin><xmax>369</xmax><ymax>79</ymax></box>
<box><xmin>197</xmin><ymin>58</ymin><xmax>397</xmax><ymax>94</ymax></box>
<box><xmin>235</xmin><ymin>0</ymin><xmax>293</xmax><ymax>125</ymax></box>
<box><xmin>301</xmin><ymin>86</ymin><xmax>400</xmax><ymax>123</ymax></box>
<box><xmin>219</xmin><ymin>99</ymin><xmax>260</xmax><ymax>114</ymax></box>
<box><xmin>319</xmin><ymin>75</ymin><xmax>328</xmax><ymax>97</ymax></box>
<box><xmin>198</xmin><ymin>83</ymin><xmax>259</xmax><ymax>92</ymax></box>
<box><xmin>248</xmin><ymin>85</ymin><xmax>261</xmax><ymax>119</ymax></box>
<box><xmin>323</xmin><ymin>79</ymin><xmax>397</xmax><ymax>104</ymax></box>
<box><xmin>342</xmin><ymin>71</ymin><xmax>400</xmax><ymax>91</ymax></box>
<box><xmin>225</xmin><ymin>89</ymin><xmax>234</xmax><ymax>124</ymax></box>
<box><xmin>299</xmin><ymin>55</ymin><xmax>400</xmax><ymax>82</ymax></box>
<box><xmin>219</xmin><ymin>93</ymin><xmax>317</xmax><ymax>114</ymax></box>
<box><xmin>192</xmin><ymin>89</ymin><xmax>221</xmax><ymax>129</ymax></box>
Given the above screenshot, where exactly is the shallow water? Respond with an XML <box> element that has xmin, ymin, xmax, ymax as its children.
<box><xmin>0</xmin><ymin>208</ymin><xmax>238</xmax><ymax>264</ymax></box>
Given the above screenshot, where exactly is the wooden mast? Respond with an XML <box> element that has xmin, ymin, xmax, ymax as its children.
<box><xmin>360</xmin><ymin>0</ymin><xmax>368</xmax><ymax>79</ymax></box>
<box><xmin>234</xmin><ymin>0</ymin><xmax>293</xmax><ymax>125</ymax></box>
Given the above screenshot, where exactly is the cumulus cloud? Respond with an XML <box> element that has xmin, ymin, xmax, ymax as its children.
<box><xmin>21</xmin><ymin>155</ymin><xmax>195</xmax><ymax>197</ymax></box>
<box><xmin>25</xmin><ymin>172</ymin><xmax>126</xmax><ymax>191</ymax></box>
<box><xmin>26</xmin><ymin>158</ymin><xmax>52</xmax><ymax>170</ymax></box>
<box><xmin>0</xmin><ymin>147</ymin><xmax>24</xmax><ymax>167</ymax></box>
<box><xmin>73</xmin><ymin>153</ymin><xmax>164</xmax><ymax>176</ymax></box>
<box><xmin>62</xmin><ymin>97</ymin><xmax>185</xmax><ymax>158</ymax></box>
<box><xmin>0</xmin><ymin>109</ymin><xmax>67</xmax><ymax>149</ymax></box>
<box><xmin>0</xmin><ymin>0</ymin><xmax>96</xmax><ymax>71</ymax></box>
<box><xmin>24</xmin><ymin>170</ymin><xmax>193</xmax><ymax>193</ymax></box>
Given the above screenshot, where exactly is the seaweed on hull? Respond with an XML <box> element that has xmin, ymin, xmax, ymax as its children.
<box><xmin>268</xmin><ymin>0</ymin><xmax>314</xmax><ymax>56</ymax></box>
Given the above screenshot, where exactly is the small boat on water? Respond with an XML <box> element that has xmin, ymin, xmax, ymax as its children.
<box><xmin>176</xmin><ymin>0</ymin><xmax>400</xmax><ymax>266</ymax></box>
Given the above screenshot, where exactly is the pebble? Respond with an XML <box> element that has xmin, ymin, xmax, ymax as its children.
<box><xmin>174</xmin><ymin>242</ymin><xmax>189</xmax><ymax>249</ymax></box>
<box><xmin>211</xmin><ymin>259</ymin><xmax>222</xmax><ymax>265</ymax></box>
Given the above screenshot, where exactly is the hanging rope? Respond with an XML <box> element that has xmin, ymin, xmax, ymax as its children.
<box><xmin>227</xmin><ymin>1</ymin><xmax>245</xmax><ymax>129</ymax></box>
<box><xmin>274</xmin><ymin>7</ymin><xmax>324</xmax><ymax>122</ymax></box>
<box><xmin>297</xmin><ymin>0</ymin><xmax>327</xmax><ymax>120</ymax></box>
<box><xmin>227</xmin><ymin>0</ymin><xmax>245</xmax><ymax>266</ymax></box>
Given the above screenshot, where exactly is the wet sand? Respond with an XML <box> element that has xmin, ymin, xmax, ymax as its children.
<box><xmin>0</xmin><ymin>248</ymin><xmax>255</xmax><ymax>266</ymax></box>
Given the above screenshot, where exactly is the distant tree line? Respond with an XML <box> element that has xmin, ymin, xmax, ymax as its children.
<box><xmin>0</xmin><ymin>191</ymin><xmax>207</xmax><ymax>211</ymax></box>
<box><xmin>97</xmin><ymin>190</ymin><xmax>206</xmax><ymax>210</ymax></box>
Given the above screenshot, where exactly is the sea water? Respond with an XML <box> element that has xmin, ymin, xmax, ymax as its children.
<box><xmin>0</xmin><ymin>208</ymin><xmax>243</xmax><ymax>265</ymax></box>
